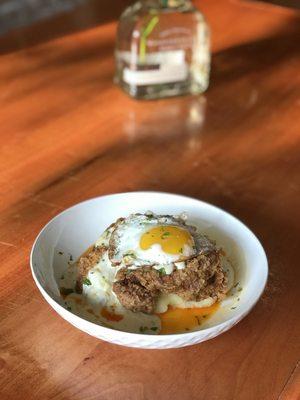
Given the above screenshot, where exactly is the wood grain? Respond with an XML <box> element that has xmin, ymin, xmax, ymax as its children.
<box><xmin>0</xmin><ymin>1</ymin><xmax>300</xmax><ymax>399</ymax></box>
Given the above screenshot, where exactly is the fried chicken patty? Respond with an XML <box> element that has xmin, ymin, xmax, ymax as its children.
<box><xmin>75</xmin><ymin>241</ymin><xmax>227</xmax><ymax>314</ymax></box>
<box><xmin>75</xmin><ymin>245</ymin><xmax>106</xmax><ymax>293</ymax></box>
<box><xmin>113</xmin><ymin>249</ymin><xmax>227</xmax><ymax>314</ymax></box>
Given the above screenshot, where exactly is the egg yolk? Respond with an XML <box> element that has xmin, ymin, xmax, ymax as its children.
<box><xmin>158</xmin><ymin>303</ymin><xmax>219</xmax><ymax>334</ymax></box>
<box><xmin>140</xmin><ymin>225</ymin><xmax>193</xmax><ymax>255</ymax></box>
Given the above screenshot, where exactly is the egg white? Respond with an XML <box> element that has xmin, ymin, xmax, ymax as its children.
<box><xmin>108</xmin><ymin>213</ymin><xmax>197</xmax><ymax>267</ymax></box>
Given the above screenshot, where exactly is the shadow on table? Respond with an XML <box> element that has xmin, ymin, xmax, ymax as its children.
<box><xmin>0</xmin><ymin>0</ymin><xmax>132</xmax><ymax>55</ymax></box>
<box><xmin>5</xmin><ymin>13</ymin><xmax>300</xmax><ymax>92</ymax></box>
<box><xmin>2</xmin><ymin>9</ymin><xmax>300</xmax><ymax>213</ymax></box>
<box><xmin>211</xmin><ymin>15</ymin><xmax>300</xmax><ymax>87</ymax></box>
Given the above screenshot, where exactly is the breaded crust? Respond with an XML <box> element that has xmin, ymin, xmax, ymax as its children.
<box><xmin>113</xmin><ymin>249</ymin><xmax>227</xmax><ymax>314</ymax></box>
<box><xmin>75</xmin><ymin>245</ymin><xmax>106</xmax><ymax>293</ymax></box>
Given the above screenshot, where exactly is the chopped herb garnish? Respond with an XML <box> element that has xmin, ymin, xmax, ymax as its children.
<box><xmin>124</xmin><ymin>252</ymin><xmax>136</xmax><ymax>258</ymax></box>
<box><xmin>139</xmin><ymin>326</ymin><xmax>148</xmax><ymax>333</ymax></box>
<box><xmin>161</xmin><ymin>232</ymin><xmax>170</xmax><ymax>239</ymax></box>
<box><xmin>237</xmin><ymin>298</ymin><xmax>240</xmax><ymax>301</ymax></box>
<box><xmin>233</xmin><ymin>282</ymin><xmax>239</xmax><ymax>288</ymax></box>
<box><xmin>238</xmin><ymin>287</ymin><xmax>243</xmax><ymax>292</ymax></box>
<box><xmin>83</xmin><ymin>278</ymin><xmax>92</xmax><ymax>286</ymax></box>
<box><xmin>69</xmin><ymin>254</ymin><xmax>73</xmax><ymax>261</ymax></box>
<box><xmin>179</xmin><ymin>248</ymin><xmax>183</xmax><ymax>254</ymax></box>
<box><xmin>67</xmin><ymin>306</ymin><xmax>72</xmax><ymax>311</ymax></box>
<box><xmin>126</xmin><ymin>269</ymin><xmax>134</xmax><ymax>274</ymax></box>
<box><xmin>58</xmin><ymin>251</ymin><xmax>63</xmax><ymax>255</ymax></box>
<box><xmin>150</xmin><ymin>327</ymin><xmax>158</xmax><ymax>331</ymax></box>
<box><xmin>158</xmin><ymin>267</ymin><xmax>166</xmax><ymax>276</ymax></box>
<box><xmin>146</xmin><ymin>215</ymin><xmax>154</xmax><ymax>220</ymax></box>
<box><xmin>231</xmin><ymin>307</ymin><xmax>237</xmax><ymax>310</ymax></box>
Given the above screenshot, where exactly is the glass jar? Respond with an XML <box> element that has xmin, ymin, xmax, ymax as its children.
<box><xmin>114</xmin><ymin>0</ymin><xmax>210</xmax><ymax>99</ymax></box>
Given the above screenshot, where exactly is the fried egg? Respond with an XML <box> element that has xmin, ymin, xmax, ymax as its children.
<box><xmin>105</xmin><ymin>213</ymin><xmax>201</xmax><ymax>269</ymax></box>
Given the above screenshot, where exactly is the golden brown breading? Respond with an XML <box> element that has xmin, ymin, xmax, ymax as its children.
<box><xmin>75</xmin><ymin>245</ymin><xmax>106</xmax><ymax>293</ymax></box>
<box><xmin>113</xmin><ymin>250</ymin><xmax>227</xmax><ymax>314</ymax></box>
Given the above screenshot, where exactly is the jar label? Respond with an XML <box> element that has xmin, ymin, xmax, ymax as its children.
<box><xmin>120</xmin><ymin>50</ymin><xmax>188</xmax><ymax>86</ymax></box>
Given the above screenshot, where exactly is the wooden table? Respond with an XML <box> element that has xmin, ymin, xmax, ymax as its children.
<box><xmin>1</xmin><ymin>1</ymin><xmax>299</xmax><ymax>399</ymax></box>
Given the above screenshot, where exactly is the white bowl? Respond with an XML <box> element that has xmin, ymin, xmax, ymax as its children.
<box><xmin>30</xmin><ymin>192</ymin><xmax>268</xmax><ymax>349</ymax></box>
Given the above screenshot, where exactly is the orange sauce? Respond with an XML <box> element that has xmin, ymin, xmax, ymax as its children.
<box><xmin>101</xmin><ymin>307</ymin><xmax>124</xmax><ymax>322</ymax></box>
<box><xmin>73</xmin><ymin>297</ymin><xmax>83</xmax><ymax>305</ymax></box>
<box><xmin>158</xmin><ymin>303</ymin><xmax>219</xmax><ymax>334</ymax></box>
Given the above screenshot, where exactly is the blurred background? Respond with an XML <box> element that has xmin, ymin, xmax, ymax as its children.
<box><xmin>0</xmin><ymin>0</ymin><xmax>131</xmax><ymax>36</ymax></box>
<box><xmin>0</xmin><ymin>0</ymin><xmax>299</xmax><ymax>53</ymax></box>
<box><xmin>0</xmin><ymin>0</ymin><xmax>130</xmax><ymax>52</ymax></box>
